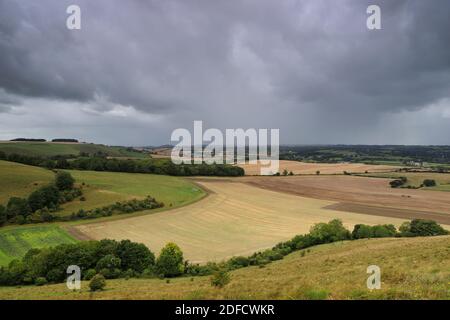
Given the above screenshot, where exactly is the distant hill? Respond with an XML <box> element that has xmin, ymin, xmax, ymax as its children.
<box><xmin>0</xmin><ymin>141</ymin><xmax>147</xmax><ymax>158</ymax></box>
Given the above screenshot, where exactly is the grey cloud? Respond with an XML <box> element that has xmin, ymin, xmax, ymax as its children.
<box><xmin>0</xmin><ymin>0</ymin><xmax>450</xmax><ymax>144</ymax></box>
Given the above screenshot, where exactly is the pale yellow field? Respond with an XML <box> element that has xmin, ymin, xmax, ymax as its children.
<box><xmin>75</xmin><ymin>180</ymin><xmax>408</xmax><ymax>263</ymax></box>
<box><xmin>238</xmin><ymin>160</ymin><xmax>397</xmax><ymax>176</ymax></box>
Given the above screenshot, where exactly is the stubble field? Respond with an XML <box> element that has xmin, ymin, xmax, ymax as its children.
<box><xmin>74</xmin><ymin>180</ymin><xmax>408</xmax><ymax>263</ymax></box>
<box><xmin>238</xmin><ymin>160</ymin><xmax>398</xmax><ymax>175</ymax></box>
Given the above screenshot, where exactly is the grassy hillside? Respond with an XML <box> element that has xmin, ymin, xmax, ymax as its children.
<box><xmin>58</xmin><ymin>170</ymin><xmax>206</xmax><ymax>216</ymax></box>
<box><xmin>0</xmin><ymin>225</ymin><xmax>77</xmax><ymax>266</ymax></box>
<box><xmin>0</xmin><ymin>160</ymin><xmax>54</xmax><ymax>205</ymax></box>
<box><xmin>0</xmin><ymin>142</ymin><xmax>146</xmax><ymax>158</ymax></box>
<box><xmin>0</xmin><ymin>236</ymin><xmax>448</xmax><ymax>299</ymax></box>
<box><xmin>0</xmin><ymin>161</ymin><xmax>206</xmax><ymax>216</ymax></box>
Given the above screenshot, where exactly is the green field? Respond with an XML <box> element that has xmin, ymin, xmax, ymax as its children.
<box><xmin>0</xmin><ymin>225</ymin><xmax>77</xmax><ymax>266</ymax></box>
<box><xmin>0</xmin><ymin>142</ymin><xmax>146</xmax><ymax>158</ymax></box>
<box><xmin>362</xmin><ymin>172</ymin><xmax>450</xmax><ymax>191</ymax></box>
<box><xmin>0</xmin><ymin>160</ymin><xmax>54</xmax><ymax>205</ymax></box>
<box><xmin>58</xmin><ymin>170</ymin><xmax>206</xmax><ymax>216</ymax></box>
<box><xmin>0</xmin><ymin>236</ymin><xmax>448</xmax><ymax>299</ymax></box>
<box><xmin>0</xmin><ymin>160</ymin><xmax>206</xmax><ymax>216</ymax></box>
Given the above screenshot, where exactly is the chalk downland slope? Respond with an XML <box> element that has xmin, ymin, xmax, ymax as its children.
<box><xmin>0</xmin><ymin>236</ymin><xmax>448</xmax><ymax>300</ymax></box>
<box><xmin>0</xmin><ymin>160</ymin><xmax>54</xmax><ymax>205</ymax></box>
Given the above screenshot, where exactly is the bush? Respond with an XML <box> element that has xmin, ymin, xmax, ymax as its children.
<box><xmin>84</xmin><ymin>269</ymin><xmax>97</xmax><ymax>280</ymax></box>
<box><xmin>211</xmin><ymin>269</ymin><xmax>230</xmax><ymax>288</ymax></box>
<box><xmin>309</xmin><ymin>219</ymin><xmax>351</xmax><ymax>244</ymax></box>
<box><xmin>35</xmin><ymin>277</ymin><xmax>48</xmax><ymax>286</ymax></box>
<box><xmin>89</xmin><ymin>274</ymin><xmax>106</xmax><ymax>291</ymax></box>
<box><xmin>400</xmin><ymin>219</ymin><xmax>449</xmax><ymax>237</ymax></box>
<box><xmin>156</xmin><ymin>243</ymin><xmax>184</xmax><ymax>277</ymax></box>
<box><xmin>422</xmin><ymin>179</ymin><xmax>436</xmax><ymax>187</ymax></box>
<box><xmin>55</xmin><ymin>171</ymin><xmax>75</xmax><ymax>191</ymax></box>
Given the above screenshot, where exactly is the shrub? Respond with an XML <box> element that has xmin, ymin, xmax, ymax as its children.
<box><xmin>55</xmin><ymin>171</ymin><xmax>75</xmax><ymax>190</ymax></box>
<box><xmin>309</xmin><ymin>219</ymin><xmax>351</xmax><ymax>244</ymax></box>
<box><xmin>84</xmin><ymin>269</ymin><xmax>97</xmax><ymax>280</ymax></box>
<box><xmin>89</xmin><ymin>274</ymin><xmax>106</xmax><ymax>291</ymax></box>
<box><xmin>156</xmin><ymin>243</ymin><xmax>184</xmax><ymax>277</ymax></box>
<box><xmin>35</xmin><ymin>277</ymin><xmax>48</xmax><ymax>286</ymax></box>
<box><xmin>422</xmin><ymin>179</ymin><xmax>436</xmax><ymax>187</ymax></box>
<box><xmin>210</xmin><ymin>270</ymin><xmax>230</xmax><ymax>288</ymax></box>
<box><xmin>400</xmin><ymin>219</ymin><xmax>449</xmax><ymax>237</ymax></box>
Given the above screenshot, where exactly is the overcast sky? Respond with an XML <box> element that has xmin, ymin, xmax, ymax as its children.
<box><xmin>1</xmin><ymin>0</ymin><xmax>450</xmax><ymax>145</ymax></box>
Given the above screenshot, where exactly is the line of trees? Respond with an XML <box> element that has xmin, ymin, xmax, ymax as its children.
<box><xmin>0</xmin><ymin>152</ymin><xmax>244</xmax><ymax>177</ymax></box>
<box><xmin>0</xmin><ymin>218</ymin><xmax>447</xmax><ymax>286</ymax></box>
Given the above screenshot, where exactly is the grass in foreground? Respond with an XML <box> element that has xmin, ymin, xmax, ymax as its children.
<box><xmin>0</xmin><ymin>225</ymin><xmax>77</xmax><ymax>266</ymax></box>
<box><xmin>0</xmin><ymin>160</ymin><xmax>54</xmax><ymax>205</ymax></box>
<box><xmin>0</xmin><ymin>236</ymin><xmax>448</xmax><ymax>299</ymax></box>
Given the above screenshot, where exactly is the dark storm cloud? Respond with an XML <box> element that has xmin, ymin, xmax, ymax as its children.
<box><xmin>0</xmin><ymin>0</ymin><xmax>450</xmax><ymax>144</ymax></box>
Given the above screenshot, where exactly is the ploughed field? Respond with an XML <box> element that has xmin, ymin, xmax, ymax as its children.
<box><xmin>1</xmin><ymin>236</ymin><xmax>448</xmax><ymax>300</ymax></box>
<box><xmin>237</xmin><ymin>160</ymin><xmax>397</xmax><ymax>176</ymax></box>
<box><xmin>240</xmin><ymin>175</ymin><xmax>450</xmax><ymax>225</ymax></box>
<box><xmin>74</xmin><ymin>180</ymin><xmax>410</xmax><ymax>263</ymax></box>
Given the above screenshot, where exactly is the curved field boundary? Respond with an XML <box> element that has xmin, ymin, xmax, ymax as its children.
<box><xmin>74</xmin><ymin>180</ymin><xmax>408</xmax><ymax>263</ymax></box>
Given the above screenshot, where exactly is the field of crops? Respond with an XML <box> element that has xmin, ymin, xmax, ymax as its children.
<box><xmin>0</xmin><ymin>225</ymin><xmax>77</xmax><ymax>266</ymax></box>
<box><xmin>74</xmin><ymin>180</ymin><xmax>407</xmax><ymax>263</ymax></box>
<box><xmin>237</xmin><ymin>160</ymin><xmax>397</xmax><ymax>176</ymax></box>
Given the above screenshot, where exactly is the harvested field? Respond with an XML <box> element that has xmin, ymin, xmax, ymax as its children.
<box><xmin>237</xmin><ymin>160</ymin><xmax>397</xmax><ymax>176</ymax></box>
<box><xmin>241</xmin><ymin>175</ymin><xmax>450</xmax><ymax>223</ymax></box>
<box><xmin>74</xmin><ymin>181</ymin><xmax>407</xmax><ymax>263</ymax></box>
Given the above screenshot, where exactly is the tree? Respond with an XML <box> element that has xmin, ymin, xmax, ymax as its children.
<box><xmin>96</xmin><ymin>254</ymin><xmax>121</xmax><ymax>271</ymax></box>
<box><xmin>309</xmin><ymin>219</ymin><xmax>351</xmax><ymax>244</ymax></box>
<box><xmin>6</xmin><ymin>197</ymin><xmax>31</xmax><ymax>220</ymax></box>
<box><xmin>316</xmin><ymin>170</ymin><xmax>320</xmax><ymax>175</ymax></box>
<box><xmin>0</xmin><ymin>205</ymin><xmax>6</xmax><ymax>225</ymax></box>
<box><xmin>408</xmin><ymin>219</ymin><xmax>448</xmax><ymax>237</ymax></box>
<box><xmin>28</xmin><ymin>185</ymin><xmax>59</xmax><ymax>212</ymax></box>
<box><xmin>55</xmin><ymin>171</ymin><xmax>75</xmax><ymax>190</ymax></box>
<box><xmin>89</xmin><ymin>274</ymin><xmax>106</xmax><ymax>291</ymax></box>
<box><xmin>156</xmin><ymin>243</ymin><xmax>184</xmax><ymax>277</ymax></box>
<box><xmin>115</xmin><ymin>240</ymin><xmax>155</xmax><ymax>273</ymax></box>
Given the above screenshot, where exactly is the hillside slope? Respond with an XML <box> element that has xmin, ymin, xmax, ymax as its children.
<box><xmin>1</xmin><ymin>236</ymin><xmax>448</xmax><ymax>300</ymax></box>
<box><xmin>0</xmin><ymin>160</ymin><xmax>54</xmax><ymax>204</ymax></box>
<box><xmin>0</xmin><ymin>142</ymin><xmax>146</xmax><ymax>158</ymax></box>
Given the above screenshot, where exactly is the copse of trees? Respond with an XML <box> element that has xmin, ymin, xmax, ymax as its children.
<box><xmin>1</xmin><ymin>171</ymin><xmax>83</xmax><ymax>226</ymax></box>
